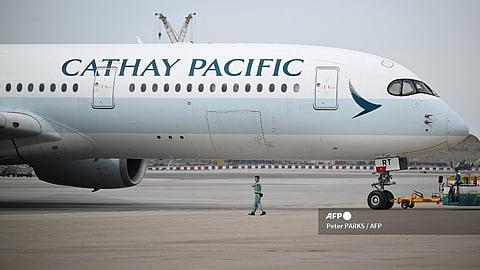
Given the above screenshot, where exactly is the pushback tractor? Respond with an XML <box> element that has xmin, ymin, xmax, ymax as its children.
<box><xmin>396</xmin><ymin>175</ymin><xmax>480</xmax><ymax>209</ymax></box>
<box><xmin>367</xmin><ymin>157</ymin><xmax>480</xmax><ymax>209</ymax></box>
<box><xmin>440</xmin><ymin>175</ymin><xmax>480</xmax><ymax>206</ymax></box>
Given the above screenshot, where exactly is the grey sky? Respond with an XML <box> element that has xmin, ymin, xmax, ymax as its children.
<box><xmin>1</xmin><ymin>0</ymin><xmax>479</xmax><ymax>136</ymax></box>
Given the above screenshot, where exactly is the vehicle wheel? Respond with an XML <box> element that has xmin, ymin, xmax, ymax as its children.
<box><xmin>408</xmin><ymin>203</ymin><xmax>415</xmax><ymax>208</ymax></box>
<box><xmin>367</xmin><ymin>190</ymin><xmax>387</xmax><ymax>209</ymax></box>
<box><xmin>401</xmin><ymin>202</ymin><xmax>409</xmax><ymax>209</ymax></box>
<box><xmin>383</xmin><ymin>190</ymin><xmax>395</xmax><ymax>209</ymax></box>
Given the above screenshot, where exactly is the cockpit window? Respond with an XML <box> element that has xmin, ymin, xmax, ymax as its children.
<box><xmin>414</xmin><ymin>81</ymin><xmax>435</xmax><ymax>95</ymax></box>
<box><xmin>387</xmin><ymin>79</ymin><xmax>438</xmax><ymax>97</ymax></box>
<box><xmin>388</xmin><ymin>81</ymin><xmax>401</xmax><ymax>95</ymax></box>
<box><xmin>402</xmin><ymin>80</ymin><xmax>415</xmax><ymax>95</ymax></box>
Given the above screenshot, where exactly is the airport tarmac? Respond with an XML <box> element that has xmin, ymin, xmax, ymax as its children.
<box><xmin>0</xmin><ymin>170</ymin><xmax>479</xmax><ymax>270</ymax></box>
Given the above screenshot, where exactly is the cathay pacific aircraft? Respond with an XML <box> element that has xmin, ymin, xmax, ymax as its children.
<box><xmin>0</xmin><ymin>43</ymin><xmax>469</xmax><ymax>209</ymax></box>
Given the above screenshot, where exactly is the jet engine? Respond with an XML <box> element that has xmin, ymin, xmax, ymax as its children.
<box><xmin>33</xmin><ymin>159</ymin><xmax>147</xmax><ymax>189</ymax></box>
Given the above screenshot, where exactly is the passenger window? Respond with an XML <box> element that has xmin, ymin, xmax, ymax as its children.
<box><xmin>281</xmin><ymin>83</ymin><xmax>287</xmax><ymax>93</ymax></box>
<box><xmin>210</xmin><ymin>83</ymin><xmax>216</xmax><ymax>92</ymax></box>
<box><xmin>269</xmin><ymin>83</ymin><xmax>275</xmax><ymax>92</ymax></box>
<box><xmin>17</xmin><ymin>83</ymin><xmax>22</xmax><ymax>92</ymax></box>
<box><xmin>129</xmin><ymin>83</ymin><xmax>135</xmax><ymax>92</ymax></box>
<box><xmin>245</xmin><ymin>83</ymin><xmax>251</xmax><ymax>92</ymax></box>
<box><xmin>175</xmin><ymin>83</ymin><xmax>181</xmax><ymax>92</ymax></box>
<box><xmin>6</xmin><ymin>83</ymin><xmax>11</xmax><ymax>92</ymax></box>
<box><xmin>293</xmin><ymin>83</ymin><xmax>300</xmax><ymax>93</ymax></box>
<box><xmin>221</xmin><ymin>83</ymin><xmax>227</xmax><ymax>92</ymax></box>
<box><xmin>50</xmin><ymin>83</ymin><xmax>56</xmax><ymax>92</ymax></box>
<box><xmin>141</xmin><ymin>83</ymin><xmax>147</xmax><ymax>92</ymax></box>
<box><xmin>187</xmin><ymin>83</ymin><xmax>193</xmax><ymax>92</ymax></box>
<box><xmin>257</xmin><ymin>83</ymin><xmax>263</xmax><ymax>92</ymax></box>
<box><xmin>198</xmin><ymin>83</ymin><xmax>204</xmax><ymax>92</ymax></box>
<box><xmin>152</xmin><ymin>83</ymin><xmax>158</xmax><ymax>92</ymax></box>
<box><xmin>164</xmin><ymin>83</ymin><xmax>169</xmax><ymax>92</ymax></box>
<box><xmin>28</xmin><ymin>83</ymin><xmax>34</xmax><ymax>92</ymax></box>
<box><xmin>61</xmin><ymin>83</ymin><xmax>67</xmax><ymax>92</ymax></box>
<box><xmin>73</xmin><ymin>83</ymin><xmax>79</xmax><ymax>92</ymax></box>
<box><xmin>233</xmin><ymin>83</ymin><xmax>239</xmax><ymax>93</ymax></box>
<box><xmin>39</xmin><ymin>83</ymin><xmax>45</xmax><ymax>92</ymax></box>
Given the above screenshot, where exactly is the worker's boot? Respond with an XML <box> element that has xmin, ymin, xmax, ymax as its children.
<box><xmin>260</xmin><ymin>211</ymin><xmax>266</xmax><ymax>216</ymax></box>
<box><xmin>248</xmin><ymin>212</ymin><xmax>255</xmax><ymax>216</ymax></box>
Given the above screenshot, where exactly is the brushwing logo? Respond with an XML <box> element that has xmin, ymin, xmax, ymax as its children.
<box><xmin>349</xmin><ymin>81</ymin><xmax>382</xmax><ymax>118</ymax></box>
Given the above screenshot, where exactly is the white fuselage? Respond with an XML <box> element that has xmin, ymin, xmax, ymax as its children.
<box><xmin>0</xmin><ymin>43</ymin><xmax>469</xmax><ymax>164</ymax></box>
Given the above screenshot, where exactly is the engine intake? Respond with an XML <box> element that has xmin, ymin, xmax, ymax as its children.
<box><xmin>33</xmin><ymin>159</ymin><xmax>147</xmax><ymax>189</ymax></box>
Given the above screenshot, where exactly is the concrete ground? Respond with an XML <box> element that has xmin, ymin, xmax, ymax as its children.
<box><xmin>0</xmin><ymin>170</ymin><xmax>479</xmax><ymax>269</ymax></box>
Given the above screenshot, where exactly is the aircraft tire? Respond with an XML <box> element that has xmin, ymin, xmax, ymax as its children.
<box><xmin>383</xmin><ymin>190</ymin><xmax>395</xmax><ymax>209</ymax></box>
<box><xmin>367</xmin><ymin>190</ymin><xmax>387</xmax><ymax>210</ymax></box>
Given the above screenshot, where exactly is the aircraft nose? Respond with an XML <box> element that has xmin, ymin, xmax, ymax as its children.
<box><xmin>446</xmin><ymin>109</ymin><xmax>469</xmax><ymax>147</ymax></box>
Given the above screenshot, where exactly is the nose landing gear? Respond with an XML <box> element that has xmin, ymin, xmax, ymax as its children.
<box><xmin>367</xmin><ymin>157</ymin><xmax>407</xmax><ymax>210</ymax></box>
<box><xmin>367</xmin><ymin>171</ymin><xmax>396</xmax><ymax>210</ymax></box>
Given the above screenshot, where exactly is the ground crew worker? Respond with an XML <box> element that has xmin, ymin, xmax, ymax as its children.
<box><xmin>248</xmin><ymin>175</ymin><xmax>266</xmax><ymax>216</ymax></box>
<box><xmin>454</xmin><ymin>167</ymin><xmax>462</xmax><ymax>201</ymax></box>
<box><xmin>454</xmin><ymin>168</ymin><xmax>462</xmax><ymax>185</ymax></box>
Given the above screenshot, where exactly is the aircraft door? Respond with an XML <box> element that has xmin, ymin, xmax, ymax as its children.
<box><xmin>206</xmin><ymin>109</ymin><xmax>267</xmax><ymax>155</ymax></box>
<box><xmin>314</xmin><ymin>67</ymin><xmax>339</xmax><ymax>110</ymax></box>
<box><xmin>92</xmin><ymin>66</ymin><xmax>117</xmax><ymax>109</ymax></box>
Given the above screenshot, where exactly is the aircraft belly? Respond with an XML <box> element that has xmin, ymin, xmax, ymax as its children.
<box><xmin>84</xmin><ymin>133</ymin><xmax>449</xmax><ymax>160</ymax></box>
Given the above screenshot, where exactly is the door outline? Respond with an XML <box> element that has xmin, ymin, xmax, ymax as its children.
<box><xmin>313</xmin><ymin>67</ymin><xmax>339</xmax><ymax>110</ymax></box>
<box><xmin>92</xmin><ymin>66</ymin><xmax>117</xmax><ymax>109</ymax></box>
<box><xmin>206</xmin><ymin>109</ymin><xmax>267</xmax><ymax>153</ymax></box>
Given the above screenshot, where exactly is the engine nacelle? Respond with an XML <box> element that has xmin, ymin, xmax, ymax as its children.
<box><xmin>33</xmin><ymin>159</ymin><xmax>147</xmax><ymax>189</ymax></box>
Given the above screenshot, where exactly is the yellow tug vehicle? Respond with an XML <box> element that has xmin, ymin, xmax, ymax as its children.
<box><xmin>396</xmin><ymin>190</ymin><xmax>442</xmax><ymax>209</ymax></box>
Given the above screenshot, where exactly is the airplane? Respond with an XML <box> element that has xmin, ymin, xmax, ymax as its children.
<box><xmin>0</xmin><ymin>43</ymin><xmax>469</xmax><ymax>209</ymax></box>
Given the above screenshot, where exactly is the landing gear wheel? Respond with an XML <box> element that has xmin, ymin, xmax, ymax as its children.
<box><xmin>383</xmin><ymin>190</ymin><xmax>395</xmax><ymax>210</ymax></box>
<box><xmin>367</xmin><ymin>190</ymin><xmax>387</xmax><ymax>210</ymax></box>
<box><xmin>409</xmin><ymin>203</ymin><xmax>415</xmax><ymax>209</ymax></box>
<box><xmin>401</xmin><ymin>202</ymin><xmax>409</xmax><ymax>209</ymax></box>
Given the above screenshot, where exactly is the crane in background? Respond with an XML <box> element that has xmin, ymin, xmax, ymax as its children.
<box><xmin>155</xmin><ymin>12</ymin><xmax>196</xmax><ymax>43</ymax></box>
